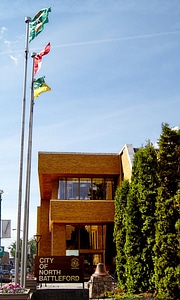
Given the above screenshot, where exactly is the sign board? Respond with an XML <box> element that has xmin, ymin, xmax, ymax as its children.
<box><xmin>2</xmin><ymin>220</ymin><xmax>11</xmax><ymax>238</ymax></box>
<box><xmin>0</xmin><ymin>246</ymin><xmax>4</xmax><ymax>257</ymax></box>
<box><xmin>34</xmin><ymin>256</ymin><xmax>84</xmax><ymax>283</ymax></box>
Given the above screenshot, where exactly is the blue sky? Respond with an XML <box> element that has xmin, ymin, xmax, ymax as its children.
<box><xmin>0</xmin><ymin>0</ymin><xmax>180</xmax><ymax>251</ymax></box>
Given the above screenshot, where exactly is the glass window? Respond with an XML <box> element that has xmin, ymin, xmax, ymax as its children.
<box><xmin>106</xmin><ymin>179</ymin><xmax>114</xmax><ymax>200</ymax></box>
<box><xmin>58</xmin><ymin>177</ymin><xmax>117</xmax><ymax>200</ymax></box>
<box><xmin>66</xmin><ymin>225</ymin><xmax>90</xmax><ymax>250</ymax></box>
<box><xmin>58</xmin><ymin>178</ymin><xmax>66</xmax><ymax>199</ymax></box>
<box><xmin>91</xmin><ymin>178</ymin><xmax>105</xmax><ymax>200</ymax></box>
<box><xmin>66</xmin><ymin>225</ymin><xmax>76</xmax><ymax>249</ymax></box>
<box><xmin>80</xmin><ymin>178</ymin><xmax>91</xmax><ymax>199</ymax></box>
<box><xmin>67</xmin><ymin>178</ymin><xmax>79</xmax><ymax>199</ymax></box>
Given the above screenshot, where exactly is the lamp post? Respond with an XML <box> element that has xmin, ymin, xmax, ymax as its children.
<box><xmin>0</xmin><ymin>190</ymin><xmax>4</xmax><ymax>247</ymax></box>
<box><xmin>33</xmin><ymin>235</ymin><xmax>42</xmax><ymax>255</ymax></box>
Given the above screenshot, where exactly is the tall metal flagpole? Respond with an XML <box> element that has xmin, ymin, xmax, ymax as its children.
<box><xmin>15</xmin><ymin>16</ymin><xmax>31</xmax><ymax>285</ymax></box>
<box><xmin>21</xmin><ymin>52</ymin><xmax>36</xmax><ymax>288</ymax></box>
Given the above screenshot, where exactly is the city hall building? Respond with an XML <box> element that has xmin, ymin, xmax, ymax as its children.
<box><xmin>36</xmin><ymin>144</ymin><xmax>134</xmax><ymax>275</ymax></box>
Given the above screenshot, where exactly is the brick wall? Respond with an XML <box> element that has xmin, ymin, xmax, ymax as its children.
<box><xmin>50</xmin><ymin>200</ymin><xmax>114</xmax><ymax>224</ymax></box>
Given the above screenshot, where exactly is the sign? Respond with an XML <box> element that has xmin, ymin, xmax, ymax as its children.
<box><xmin>2</xmin><ymin>220</ymin><xmax>11</xmax><ymax>238</ymax></box>
<box><xmin>0</xmin><ymin>246</ymin><xmax>4</xmax><ymax>257</ymax></box>
<box><xmin>66</xmin><ymin>250</ymin><xmax>79</xmax><ymax>256</ymax></box>
<box><xmin>34</xmin><ymin>256</ymin><xmax>84</xmax><ymax>283</ymax></box>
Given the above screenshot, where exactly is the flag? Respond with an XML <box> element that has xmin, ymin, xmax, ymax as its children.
<box><xmin>34</xmin><ymin>42</ymin><xmax>50</xmax><ymax>75</ymax></box>
<box><xmin>29</xmin><ymin>7</ymin><xmax>51</xmax><ymax>42</ymax></box>
<box><xmin>34</xmin><ymin>76</ymin><xmax>51</xmax><ymax>98</ymax></box>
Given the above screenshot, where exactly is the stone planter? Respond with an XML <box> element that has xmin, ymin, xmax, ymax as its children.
<box><xmin>88</xmin><ymin>274</ymin><xmax>114</xmax><ymax>299</ymax></box>
<box><xmin>0</xmin><ymin>289</ymin><xmax>30</xmax><ymax>300</ymax></box>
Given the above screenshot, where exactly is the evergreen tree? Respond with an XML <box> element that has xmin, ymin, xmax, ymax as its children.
<box><xmin>174</xmin><ymin>188</ymin><xmax>180</xmax><ymax>294</ymax></box>
<box><xmin>124</xmin><ymin>143</ymin><xmax>158</xmax><ymax>293</ymax></box>
<box><xmin>157</xmin><ymin>124</ymin><xmax>180</xmax><ymax>196</ymax></box>
<box><xmin>113</xmin><ymin>124</ymin><xmax>180</xmax><ymax>298</ymax></box>
<box><xmin>124</xmin><ymin>185</ymin><xmax>142</xmax><ymax>293</ymax></box>
<box><xmin>106</xmin><ymin>223</ymin><xmax>116</xmax><ymax>267</ymax></box>
<box><xmin>136</xmin><ymin>144</ymin><xmax>158</xmax><ymax>291</ymax></box>
<box><xmin>154</xmin><ymin>124</ymin><xmax>180</xmax><ymax>299</ymax></box>
<box><xmin>113</xmin><ymin>180</ymin><xmax>129</xmax><ymax>290</ymax></box>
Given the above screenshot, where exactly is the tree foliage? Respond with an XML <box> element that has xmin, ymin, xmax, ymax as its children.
<box><xmin>8</xmin><ymin>238</ymin><xmax>36</xmax><ymax>273</ymax></box>
<box><xmin>124</xmin><ymin>185</ymin><xmax>142</xmax><ymax>293</ymax></box>
<box><xmin>157</xmin><ymin>124</ymin><xmax>180</xmax><ymax>196</ymax></box>
<box><xmin>114</xmin><ymin>180</ymin><xmax>129</xmax><ymax>290</ymax></box>
<box><xmin>125</xmin><ymin>143</ymin><xmax>158</xmax><ymax>293</ymax></box>
<box><xmin>153</xmin><ymin>124</ymin><xmax>180</xmax><ymax>299</ymax></box>
<box><xmin>114</xmin><ymin>124</ymin><xmax>180</xmax><ymax>299</ymax></box>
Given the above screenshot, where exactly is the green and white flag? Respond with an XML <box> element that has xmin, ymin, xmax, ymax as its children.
<box><xmin>29</xmin><ymin>7</ymin><xmax>51</xmax><ymax>42</ymax></box>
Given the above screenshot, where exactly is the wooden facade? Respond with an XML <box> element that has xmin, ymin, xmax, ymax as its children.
<box><xmin>36</xmin><ymin>144</ymin><xmax>134</xmax><ymax>273</ymax></box>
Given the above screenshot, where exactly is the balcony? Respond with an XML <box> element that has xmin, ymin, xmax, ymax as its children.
<box><xmin>49</xmin><ymin>199</ymin><xmax>115</xmax><ymax>226</ymax></box>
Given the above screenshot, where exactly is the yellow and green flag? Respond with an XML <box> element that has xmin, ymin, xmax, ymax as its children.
<box><xmin>34</xmin><ymin>76</ymin><xmax>51</xmax><ymax>98</ymax></box>
<box><xmin>29</xmin><ymin>7</ymin><xmax>51</xmax><ymax>42</ymax></box>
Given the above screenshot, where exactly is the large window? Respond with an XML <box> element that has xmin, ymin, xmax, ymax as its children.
<box><xmin>58</xmin><ymin>177</ymin><xmax>116</xmax><ymax>200</ymax></box>
<box><xmin>67</xmin><ymin>178</ymin><xmax>79</xmax><ymax>199</ymax></box>
<box><xmin>80</xmin><ymin>179</ymin><xmax>91</xmax><ymax>199</ymax></box>
<box><xmin>65</xmin><ymin>224</ymin><xmax>105</xmax><ymax>250</ymax></box>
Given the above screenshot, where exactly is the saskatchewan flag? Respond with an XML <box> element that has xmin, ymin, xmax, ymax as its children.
<box><xmin>29</xmin><ymin>7</ymin><xmax>51</xmax><ymax>42</ymax></box>
<box><xmin>34</xmin><ymin>76</ymin><xmax>51</xmax><ymax>98</ymax></box>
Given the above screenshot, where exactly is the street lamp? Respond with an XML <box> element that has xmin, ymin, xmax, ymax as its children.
<box><xmin>0</xmin><ymin>190</ymin><xmax>4</xmax><ymax>247</ymax></box>
<box><xmin>33</xmin><ymin>235</ymin><xmax>42</xmax><ymax>255</ymax></box>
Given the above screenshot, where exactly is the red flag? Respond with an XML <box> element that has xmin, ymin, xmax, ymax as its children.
<box><xmin>34</xmin><ymin>42</ymin><xmax>50</xmax><ymax>75</ymax></box>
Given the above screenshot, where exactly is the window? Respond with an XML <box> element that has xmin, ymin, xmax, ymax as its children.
<box><xmin>66</xmin><ymin>225</ymin><xmax>90</xmax><ymax>250</ymax></box>
<box><xmin>67</xmin><ymin>178</ymin><xmax>78</xmax><ymax>199</ymax></box>
<box><xmin>91</xmin><ymin>178</ymin><xmax>105</xmax><ymax>200</ymax></box>
<box><xmin>80</xmin><ymin>179</ymin><xmax>91</xmax><ymax>199</ymax></box>
<box><xmin>66</xmin><ymin>224</ymin><xmax>104</xmax><ymax>250</ymax></box>
<box><xmin>58</xmin><ymin>177</ymin><xmax>116</xmax><ymax>200</ymax></box>
<box><xmin>58</xmin><ymin>178</ymin><xmax>66</xmax><ymax>199</ymax></box>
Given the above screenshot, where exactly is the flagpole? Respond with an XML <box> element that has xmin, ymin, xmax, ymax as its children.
<box><xmin>21</xmin><ymin>52</ymin><xmax>36</xmax><ymax>288</ymax></box>
<box><xmin>15</xmin><ymin>16</ymin><xmax>31</xmax><ymax>285</ymax></box>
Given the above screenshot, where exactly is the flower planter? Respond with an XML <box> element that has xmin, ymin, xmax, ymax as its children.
<box><xmin>0</xmin><ymin>289</ymin><xmax>30</xmax><ymax>300</ymax></box>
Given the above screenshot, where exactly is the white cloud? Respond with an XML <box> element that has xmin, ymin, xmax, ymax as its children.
<box><xmin>1</xmin><ymin>38</ymin><xmax>23</xmax><ymax>64</ymax></box>
<box><xmin>9</xmin><ymin>55</ymin><xmax>18</xmax><ymax>65</ymax></box>
<box><xmin>4</xmin><ymin>39</ymin><xmax>10</xmax><ymax>45</ymax></box>
<box><xmin>0</xmin><ymin>26</ymin><xmax>7</xmax><ymax>39</ymax></box>
<box><xmin>52</xmin><ymin>30</ymin><xmax>180</xmax><ymax>49</ymax></box>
